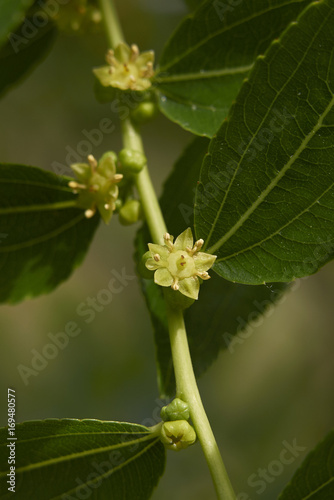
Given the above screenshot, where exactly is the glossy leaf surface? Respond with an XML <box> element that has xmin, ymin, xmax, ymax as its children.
<box><xmin>155</xmin><ymin>0</ymin><xmax>312</xmax><ymax>137</ymax></box>
<box><xmin>195</xmin><ymin>0</ymin><xmax>334</xmax><ymax>284</ymax></box>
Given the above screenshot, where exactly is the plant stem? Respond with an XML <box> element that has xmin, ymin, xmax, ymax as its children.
<box><xmin>166</xmin><ymin>304</ymin><xmax>236</xmax><ymax>500</ymax></box>
<box><xmin>100</xmin><ymin>1</ymin><xmax>236</xmax><ymax>499</ymax></box>
<box><xmin>121</xmin><ymin>118</ymin><xmax>167</xmax><ymax>244</ymax></box>
<box><xmin>98</xmin><ymin>0</ymin><xmax>124</xmax><ymax>48</ymax></box>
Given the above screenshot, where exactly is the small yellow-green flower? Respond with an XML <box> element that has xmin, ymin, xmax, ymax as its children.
<box><xmin>93</xmin><ymin>42</ymin><xmax>154</xmax><ymax>92</ymax></box>
<box><xmin>68</xmin><ymin>152</ymin><xmax>123</xmax><ymax>224</ymax></box>
<box><xmin>145</xmin><ymin>228</ymin><xmax>216</xmax><ymax>300</ymax></box>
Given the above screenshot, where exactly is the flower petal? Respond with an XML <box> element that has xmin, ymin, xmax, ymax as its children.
<box><xmin>174</xmin><ymin>228</ymin><xmax>193</xmax><ymax>251</ymax></box>
<box><xmin>136</xmin><ymin>51</ymin><xmax>155</xmax><ymax>69</ymax></box>
<box><xmin>178</xmin><ymin>276</ymin><xmax>199</xmax><ymax>300</ymax></box>
<box><xmin>71</xmin><ymin>163</ymin><xmax>91</xmax><ymax>183</ymax></box>
<box><xmin>93</xmin><ymin>66</ymin><xmax>116</xmax><ymax>87</ymax></box>
<box><xmin>98</xmin><ymin>152</ymin><xmax>116</xmax><ymax>178</ymax></box>
<box><xmin>154</xmin><ymin>268</ymin><xmax>173</xmax><ymax>287</ymax></box>
<box><xmin>148</xmin><ymin>243</ymin><xmax>169</xmax><ymax>260</ymax></box>
<box><xmin>145</xmin><ymin>259</ymin><xmax>160</xmax><ymax>271</ymax></box>
<box><xmin>97</xmin><ymin>202</ymin><xmax>113</xmax><ymax>224</ymax></box>
<box><xmin>114</xmin><ymin>42</ymin><xmax>131</xmax><ymax>63</ymax></box>
<box><xmin>194</xmin><ymin>252</ymin><xmax>217</xmax><ymax>272</ymax></box>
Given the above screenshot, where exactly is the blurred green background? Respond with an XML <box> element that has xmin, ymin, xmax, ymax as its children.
<box><xmin>1</xmin><ymin>1</ymin><xmax>334</xmax><ymax>499</ymax></box>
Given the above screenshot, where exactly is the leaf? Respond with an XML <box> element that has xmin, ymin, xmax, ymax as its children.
<box><xmin>0</xmin><ymin>0</ymin><xmax>35</xmax><ymax>48</ymax></box>
<box><xmin>0</xmin><ymin>18</ymin><xmax>57</xmax><ymax>98</ymax></box>
<box><xmin>136</xmin><ymin>138</ymin><xmax>288</xmax><ymax>397</ymax></box>
<box><xmin>0</xmin><ymin>164</ymin><xmax>100</xmax><ymax>304</ymax></box>
<box><xmin>278</xmin><ymin>430</ymin><xmax>334</xmax><ymax>499</ymax></box>
<box><xmin>195</xmin><ymin>0</ymin><xmax>334</xmax><ymax>285</ymax></box>
<box><xmin>185</xmin><ymin>275</ymin><xmax>288</xmax><ymax>374</ymax></box>
<box><xmin>0</xmin><ymin>418</ymin><xmax>165</xmax><ymax>500</ymax></box>
<box><xmin>154</xmin><ymin>0</ymin><xmax>312</xmax><ymax>137</ymax></box>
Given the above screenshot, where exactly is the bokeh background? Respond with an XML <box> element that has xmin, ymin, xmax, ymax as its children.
<box><xmin>1</xmin><ymin>1</ymin><xmax>333</xmax><ymax>499</ymax></box>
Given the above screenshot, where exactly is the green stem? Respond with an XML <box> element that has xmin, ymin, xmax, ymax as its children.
<box><xmin>100</xmin><ymin>1</ymin><xmax>236</xmax><ymax>499</ymax></box>
<box><xmin>166</xmin><ymin>304</ymin><xmax>236</xmax><ymax>500</ymax></box>
<box><xmin>98</xmin><ymin>0</ymin><xmax>124</xmax><ymax>48</ymax></box>
<box><xmin>121</xmin><ymin>118</ymin><xmax>167</xmax><ymax>244</ymax></box>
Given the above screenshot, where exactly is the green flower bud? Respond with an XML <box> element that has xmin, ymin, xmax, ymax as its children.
<box><xmin>160</xmin><ymin>420</ymin><xmax>196</xmax><ymax>451</ymax></box>
<box><xmin>68</xmin><ymin>153</ymin><xmax>123</xmax><ymax>224</ymax></box>
<box><xmin>118</xmin><ymin>199</ymin><xmax>141</xmax><ymax>226</ymax></box>
<box><xmin>118</xmin><ymin>148</ymin><xmax>147</xmax><ymax>174</ymax></box>
<box><xmin>93</xmin><ymin>42</ymin><xmax>154</xmax><ymax>92</ymax></box>
<box><xmin>131</xmin><ymin>102</ymin><xmax>158</xmax><ymax>124</ymax></box>
<box><xmin>161</xmin><ymin>398</ymin><xmax>190</xmax><ymax>422</ymax></box>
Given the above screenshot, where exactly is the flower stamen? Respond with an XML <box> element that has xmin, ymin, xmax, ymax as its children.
<box><xmin>84</xmin><ymin>208</ymin><xmax>96</xmax><ymax>219</ymax></box>
<box><xmin>171</xmin><ymin>278</ymin><xmax>179</xmax><ymax>291</ymax></box>
<box><xmin>87</xmin><ymin>154</ymin><xmax>98</xmax><ymax>169</ymax></box>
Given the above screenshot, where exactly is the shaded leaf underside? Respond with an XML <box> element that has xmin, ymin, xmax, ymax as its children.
<box><xmin>0</xmin><ymin>164</ymin><xmax>99</xmax><ymax>303</ymax></box>
<box><xmin>0</xmin><ymin>419</ymin><xmax>165</xmax><ymax>500</ymax></box>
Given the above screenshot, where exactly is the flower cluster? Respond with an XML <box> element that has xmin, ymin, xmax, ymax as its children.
<box><xmin>145</xmin><ymin>228</ymin><xmax>216</xmax><ymax>300</ymax></box>
<box><xmin>68</xmin><ymin>152</ymin><xmax>123</xmax><ymax>224</ymax></box>
<box><xmin>93</xmin><ymin>42</ymin><xmax>154</xmax><ymax>92</ymax></box>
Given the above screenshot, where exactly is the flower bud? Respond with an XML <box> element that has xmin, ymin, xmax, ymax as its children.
<box><xmin>118</xmin><ymin>148</ymin><xmax>147</xmax><ymax>174</ymax></box>
<box><xmin>118</xmin><ymin>199</ymin><xmax>141</xmax><ymax>226</ymax></box>
<box><xmin>161</xmin><ymin>398</ymin><xmax>190</xmax><ymax>422</ymax></box>
<box><xmin>131</xmin><ymin>102</ymin><xmax>158</xmax><ymax>124</ymax></box>
<box><xmin>160</xmin><ymin>420</ymin><xmax>196</xmax><ymax>451</ymax></box>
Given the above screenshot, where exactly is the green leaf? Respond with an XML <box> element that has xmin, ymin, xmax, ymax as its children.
<box><xmin>0</xmin><ymin>419</ymin><xmax>165</xmax><ymax>500</ymax></box>
<box><xmin>278</xmin><ymin>430</ymin><xmax>334</xmax><ymax>499</ymax></box>
<box><xmin>155</xmin><ymin>0</ymin><xmax>312</xmax><ymax>137</ymax></box>
<box><xmin>0</xmin><ymin>164</ymin><xmax>100</xmax><ymax>304</ymax></box>
<box><xmin>195</xmin><ymin>0</ymin><xmax>334</xmax><ymax>285</ymax></box>
<box><xmin>185</xmin><ymin>275</ymin><xmax>288</xmax><ymax>374</ymax></box>
<box><xmin>0</xmin><ymin>0</ymin><xmax>35</xmax><ymax>48</ymax></box>
<box><xmin>0</xmin><ymin>18</ymin><xmax>57</xmax><ymax>98</ymax></box>
<box><xmin>136</xmin><ymin>138</ymin><xmax>288</xmax><ymax>397</ymax></box>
